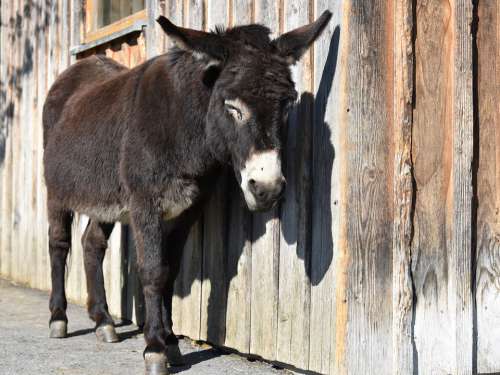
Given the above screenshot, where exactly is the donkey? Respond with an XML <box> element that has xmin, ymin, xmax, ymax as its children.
<box><xmin>42</xmin><ymin>11</ymin><xmax>331</xmax><ymax>375</ymax></box>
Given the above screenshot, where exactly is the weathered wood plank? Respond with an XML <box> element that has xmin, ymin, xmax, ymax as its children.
<box><xmin>275</xmin><ymin>0</ymin><xmax>312</xmax><ymax>368</ymax></box>
<box><xmin>35</xmin><ymin>0</ymin><xmax>49</xmax><ymax>289</ymax></box>
<box><xmin>39</xmin><ymin>0</ymin><xmax>51</xmax><ymax>290</ymax></box>
<box><xmin>145</xmin><ymin>0</ymin><xmax>159</xmax><ymax>58</ymax></box>
<box><xmin>309</xmin><ymin>1</ymin><xmax>342</xmax><ymax>373</ymax></box>
<box><xmin>224</xmin><ymin>181</ymin><xmax>252</xmax><ymax>353</ymax></box>
<box><xmin>476</xmin><ymin>2</ymin><xmax>500</xmax><ymax>372</ymax></box>
<box><xmin>19</xmin><ymin>0</ymin><xmax>30</xmax><ymax>284</ymax></box>
<box><xmin>392</xmin><ymin>0</ymin><xmax>415</xmax><ymax>373</ymax></box>
<box><xmin>200</xmin><ymin>173</ymin><xmax>228</xmax><ymax>345</ymax></box>
<box><xmin>412</xmin><ymin>0</ymin><xmax>454</xmax><ymax>372</ymax></box>
<box><xmin>27</xmin><ymin>0</ymin><xmax>38</xmax><ymax>289</ymax></box>
<box><xmin>207</xmin><ymin>0</ymin><xmax>229</xmax><ymax>29</ymax></box>
<box><xmin>341</xmin><ymin>1</ymin><xmax>394</xmax><ymax>373</ymax></box>
<box><xmin>0</xmin><ymin>0</ymin><xmax>14</xmax><ymax>279</ymax></box>
<box><xmin>450</xmin><ymin>1</ymin><xmax>474</xmax><ymax>373</ymax></box>
<box><xmin>11</xmin><ymin>0</ymin><xmax>22</xmax><ymax>283</ymax></box>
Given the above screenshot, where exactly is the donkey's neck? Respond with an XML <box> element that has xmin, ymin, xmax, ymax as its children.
<box><xmin>134</xmin><ymin>53</ymin><xmax>223</xmax><ymax>180</ymax></box>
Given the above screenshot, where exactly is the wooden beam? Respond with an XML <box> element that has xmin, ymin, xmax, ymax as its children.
<box><xmin>84</xmin><ymin>9</ymin><xmax>147</xmax><ymax>45</ymax></box>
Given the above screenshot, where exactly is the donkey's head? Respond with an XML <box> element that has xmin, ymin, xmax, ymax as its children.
<box><xmin>157</xmin><ymin>11</ymin><xmax>331</xmax><ymax>211</ymax></box>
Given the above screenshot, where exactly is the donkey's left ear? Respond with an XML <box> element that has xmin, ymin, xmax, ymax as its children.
<box><xmin>272</xmin><ymin>10</ymin><xmax>332</xmax><ymax>65</ymax></box>
<box><xmin>156</xmin><ymin>16</ymin><xmax>226</xmax><ymax>62</ymax></box>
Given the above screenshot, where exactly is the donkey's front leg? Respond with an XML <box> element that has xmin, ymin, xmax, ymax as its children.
<box><xmin>130</xmin><ymin>198</ymin><xmax>170</xmax><ymax>375</ymax></box>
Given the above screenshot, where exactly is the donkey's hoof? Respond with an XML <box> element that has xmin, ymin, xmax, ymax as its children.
<box><xmin>49</xmin><ymin>321</ymin><xmax>67</xmax><ymax>338</ymax></box>
<box><xmin>145</xmin><ymin>352</ymin><xmax>169</xmax><ymax>375</ymax></box>
<box><xmin>166</xmin><ymin>344</ymin><xmax>185</xmax><ymax>366</ymax></box>
<box><xmin>96</xmin><ymin>324</ymin><xmax>119</xmax><ymax>343</ymax></box>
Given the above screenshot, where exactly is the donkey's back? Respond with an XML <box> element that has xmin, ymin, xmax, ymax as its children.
<box><xmin>42</xmin><ymin>55</ymin><xmax>127</xmax><ymax>147</ymax></box>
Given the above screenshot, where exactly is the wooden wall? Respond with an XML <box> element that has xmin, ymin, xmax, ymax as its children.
<box><xmin>0</xmin><ymin>1</ymin><xmax>499</xmax><ymax>374</ymax></box>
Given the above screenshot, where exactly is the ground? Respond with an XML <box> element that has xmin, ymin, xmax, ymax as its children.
<box><xmin>0</xmin><ymin>279</ymin><xmax>286</xmax><ymax>375</ymax></box>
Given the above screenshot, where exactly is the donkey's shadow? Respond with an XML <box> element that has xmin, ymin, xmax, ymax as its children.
<box><xmin>123</xmin><ymin>26</ymin><xmax>340</xmax><ymax>366</ymax></box>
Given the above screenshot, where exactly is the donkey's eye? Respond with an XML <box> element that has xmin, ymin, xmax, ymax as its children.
<box><xmin>225</xmin><ymin>98</ymin><xmax>250</xmax><ymax>123</ymax></box>
<box><xmin>225</xmin><ymin>103</ymin><xmax>243</xmax><ymax>121</ymax></box>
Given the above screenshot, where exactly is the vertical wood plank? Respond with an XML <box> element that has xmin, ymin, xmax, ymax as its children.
<box><xmin>0</xmin><ymin>0</ymin><xmax>13</xmax><ymax>279</ymax></box>
<box><xmin>341</xmin><ymin>1</ymin><xmax>394</xmax><ymax>373</ymax></box>
<box><xmin>207</xmin><ymin>0</ymin><xmax>229</xmax><ymax>28</ymax></box>
<box><xmin>450</xmin><ymin>0</ymin><xmax>474</xmax><ymax>373</ymax></box>
<box><xmin>26</xmin><ymin>0</ymin><xmax>37</xmax><ymax>288</ymax></box>
<box><xmin>412</xmin><ymin>0</ymin><xmax>454</xmax><ymax>372</ymax></box>
<box><xmin>11</xmin><ymin>0</ymin><xmax>21</xmax><ymax>283</ymax></box>
<box><xmin>37</xmin><ymin>0</ymin><xmax>49</xmax><ymax>291</ymax></box>
<box><xmin>276</xmin><ymin>0</ymin><xmax>311</xmax><ymax>368</ymax></box>
<box><xmin>476</xmin><ymin>1</ymin><xmax>500</xmax><ymax>372</ymax></box>
<box><xmin>392</xmin><ymin>0</ymin><xmax>415</xmax><ymax>373</ymax></box>
<box><xmin>19</xmin><ymin>0</ymin><xmax>29</xmax><ymax>284</ymax></box>
<box><xmin>145</xmin><ymin>0</ymin><xmax>158</xmax><ymax>58</ymax></box>
<box><xmin>200</xmin><ymin>174</ymin><xmax>228</xmax><ymax>345</ymax></box>
<box><xmin>309</xmin><ymin>1</ymin><xmax>342</xmax><ymax>373</ymax></box>
<box><xmin>224</xmin><ymin>181</ymin><xmax>252</xmax><ymax>353</ymax></box>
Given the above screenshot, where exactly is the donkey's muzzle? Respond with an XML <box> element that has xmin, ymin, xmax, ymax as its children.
<box><xmin>248</xmin><ymin>178</ymin><xmax>286</xmax><ymax>211</ymax></box>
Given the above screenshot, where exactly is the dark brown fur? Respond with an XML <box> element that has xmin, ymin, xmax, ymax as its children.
<box><xmin>42</xmin><ymin>11</ymin><xmax>331</xmax><ymax>372</ymax></box>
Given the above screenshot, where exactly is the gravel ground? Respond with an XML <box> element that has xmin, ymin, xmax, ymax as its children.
<box><xmin>0</xmin><ymin>278</ymin><xmax>287</xmax><ymax>375</ymax></box>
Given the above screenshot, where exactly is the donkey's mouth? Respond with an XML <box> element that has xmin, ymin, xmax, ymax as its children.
<box><xmin>247</xmin><ymin>195</ymin><xmax>284</xmax><ymax>212</ymax></box>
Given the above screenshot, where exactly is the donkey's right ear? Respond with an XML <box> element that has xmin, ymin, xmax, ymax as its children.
<box><xmin>156</xmin><ymin>16</ymin><xmax>226</xmax><ymax>62</ymax></box>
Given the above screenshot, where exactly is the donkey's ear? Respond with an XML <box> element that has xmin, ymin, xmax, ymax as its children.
<box><xmin>272</xmin><ymin>10</ymin><xmax>332</xmax><ymax>64</ymax></box>
<box><xmin>156</xmin><ymin>16</ymin><xmax>226</xmax><ymax>61</ymax></box>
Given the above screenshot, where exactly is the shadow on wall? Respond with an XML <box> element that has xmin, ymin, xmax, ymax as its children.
<box><xmin>123</xmin><ymin>28</ymin><xmax>341</xmax><ymax>343</ymax></box>
<box><xmin>0</xmin><ymin>0</ymin><xmax>57</xmax><ymax>165</ymax></box>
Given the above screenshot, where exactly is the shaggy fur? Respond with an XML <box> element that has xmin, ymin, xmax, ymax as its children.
<box><xmin>42</xmin><ymin>10</ymin><xmax>332</xmax><ymax>371</ymax></box>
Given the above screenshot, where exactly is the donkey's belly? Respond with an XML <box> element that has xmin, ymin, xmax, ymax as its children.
<box><xmin>77</xmin><ymin>201</ymin><xmax>193</xmax><ymax>224</ymax></box>
<box><xmin>75</xmin><ymin>182</ymin><xmax>198</xmax><ymax>223</ymax></box>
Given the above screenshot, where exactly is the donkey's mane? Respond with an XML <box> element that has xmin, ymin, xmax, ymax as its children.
<box><xmin>166</xmin><ymin>23</ymin><xmax>274</xmax><ymax>67</ymax></box>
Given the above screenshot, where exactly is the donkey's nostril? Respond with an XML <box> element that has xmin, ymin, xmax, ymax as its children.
<box><xmin>249</xmin><ymin>179</ymin><xmax>256</xmax><ymax>186</ymax></box>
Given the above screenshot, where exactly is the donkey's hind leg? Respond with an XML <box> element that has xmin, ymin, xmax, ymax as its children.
<box><xmin>82</xmin><ymin>220</ymin><xmax>118</xmax><ymax>343</ymax></box>
<box><xmin>48</xmin><ymin>207</ymin><xmax>73</xmax><ymax>338</ymax></box>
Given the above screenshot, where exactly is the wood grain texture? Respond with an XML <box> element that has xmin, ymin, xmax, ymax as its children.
<box><xmin>276</xmin><ymin>0</ymin><xmax>314</xmax><ymax>369</ymax></box>
<box><xmin>343</xmin><ymin>1</ymin><xmax>394</xmax><ymax>373</ymax></box>
<box><xmin>392</xmin><ymin>0</ymin><xmax>415</xmax><ymax>373</ymax></box>
<box><xmin>0</xmin><ymin>1</ymin><xmax>496</xmax><ymax>374</ymax></box>
<box><xmin>145</xmin><ymin>0</ymin><xmax>159</xmax><ymax>58</ymax></box>
<box><xmin>200</xmin><ymin>174</ymin><xmax>228</xmax><ymax>345</ymax></box>
<box><xmin>412</xmin><ymin>0</ymin><xmax>454</xmax><ymax>372</ymax></box>
<box><xmin>309</xmin><ymin>1</ymin><xmax>342</xmax><ymax>373</ymax></box>
<box><xmin>450</xmin><ymin>0</ymin><xmax>474</xmax><ymax>373</ymax></box>
<box><xmin>476</xmin><ymin>2</ymin><xmax>500</xmax><ymax>372</ymax></box>
<box><xmin>207</xmin><ymin>0</ymin><xmax>229</xmax><ymax>29</ymax></box>
<box><xmin>224</xmin><ymin>182</ymin><xmax>252</xmax><ymax>353</ymax></box>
